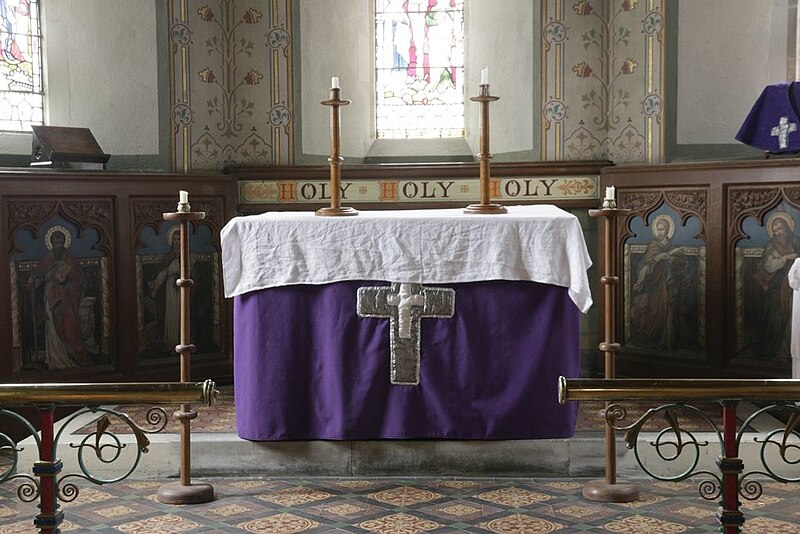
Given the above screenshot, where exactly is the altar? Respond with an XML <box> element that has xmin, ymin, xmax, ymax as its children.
<box><xmin>221</xmin><ymin>205</ymin><xmax>592</xmax><ymax>440</ymax></box>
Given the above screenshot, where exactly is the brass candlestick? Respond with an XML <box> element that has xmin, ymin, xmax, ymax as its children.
<box><xmin>584</xmin><ymin>198</ymin><xmax>637</xmax><ymax>503</ymax></box>
<box><xmin>316</xmin><ymin>87</ymin><xmax>357</xmax><ymax>217</ymax></box>
<box><xmin>157</xmin><ymin>198</ymin><xmax>214</xmax><ymax>505</ymax></box>
<box><xmin>464</xmin><ymin>84</ymin><xmax>506</xmax><ymax>215</ymax></box>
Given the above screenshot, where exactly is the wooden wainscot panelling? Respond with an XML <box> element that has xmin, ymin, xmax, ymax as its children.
<box><xmin>228</xmin><ymin>161</ymin><xmax>612</xmax><ymax>213</ymax></box>
<box><xmin>131</xmin><ymin>196</ymin><xmax>229</xmax><ymax>380</ymax></box>
<box><xmin>0</xmin><ymin>171</ymin><xmax>237</xmax><ymax>384</ymax></box>
<box><xmin>5</xmin><ymin>197</ymin><xmax>116</xmax><ymax>380</ymax></box>
<box><xmin>603</xmin><ymin>158</ymin><xmax>800</xmax><ymax>379</ymax></box>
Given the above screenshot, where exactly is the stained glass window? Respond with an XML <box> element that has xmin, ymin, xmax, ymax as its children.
<box><xmin>0</xmin><ymin>0</ymin><xmax>43</xmax><ymax>132</ymax></box>
<box><xmin>375</xmin><ymin>0</ymin><xmax>464</xmax><ymax>139</ymax></box>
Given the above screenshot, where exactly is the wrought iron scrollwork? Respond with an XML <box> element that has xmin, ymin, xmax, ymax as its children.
<box><xmin>605</xmin><ymin>402</ymin><xmax>721</xmax><ymax>483</ymax></box>
<box><xmin>54</xmin><ymin>405</ymin><xmax>169</xmax><ymax>489</ymax></box>
<box><xmin>612</xmin><ymin>400</ymin><xmax>800</xmax><ymax>505</ymax></box>
<box><xmin>737</xmin><ymin>402</ymin><xmax>800</xmax><ymax>489</ymax></box>
<box><xmin>1</xmin><ymin>404</ymin><xmax>171</xmax><ymax>509</ymax></box>
<box><xmin>1</xmin><ymin>408</ymin><xmax>43</xmax><ymax>502</ymax></box>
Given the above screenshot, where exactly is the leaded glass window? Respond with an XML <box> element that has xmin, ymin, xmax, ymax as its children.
<box><xmin>375</xmin><ymin>0</ymin><xmax>464</xmax><ymax>139</ymax></box>
<box><xmin>0</xmin><ymin>0</ymin><xmax>43</xmax><ymax>132</ymax></box>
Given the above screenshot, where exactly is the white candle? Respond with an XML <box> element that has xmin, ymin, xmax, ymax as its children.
<box><xmin>331</xmin><ymin>76</ymin><xmax>340</xmax><ymax>90</ymax></box>
<box><xmin>604</xmin><ymin>186</ymin><xmax>615</xmax><ymax>201</ymax></box>
<box><xmin>179</xmin><ymin>190</ymin><xmax>189</xmax><ymax>204</ymax></box>
<box><xmin>480</xmin><ymin>66</ymin><xmax>489</xmax><ymax>85</ymax></box>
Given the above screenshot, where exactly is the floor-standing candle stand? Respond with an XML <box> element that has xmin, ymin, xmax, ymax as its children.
<box><xmin>584</xmin><ymin>197</ymin><xmax>638</xmax><ymax>502</ymax></box>
<box><xmin>464</xmin><ymin>83</ymin><xmax>506</xmax><ymax>215</ymax></box>
<box><xmin>316</xmin><ymin>86</ymin><xmax>358</xmax><ymax>217</ymax></box>
<box><xmin>157</xmin><ymin>195</ymin><xmax>214</xmax><ymax>505</ymax></box>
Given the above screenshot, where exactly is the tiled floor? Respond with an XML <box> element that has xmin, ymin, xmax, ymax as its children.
<box><xmin>2</xmin><ymin>476</ymin><xmax>799</xmax><ymax>533</ymax></box>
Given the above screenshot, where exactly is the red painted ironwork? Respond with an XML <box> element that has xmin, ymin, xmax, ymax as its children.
<box><xmin>34</xmin><ymin>407</ymin><xmax>63</xmax><ymax>533</ymax></box>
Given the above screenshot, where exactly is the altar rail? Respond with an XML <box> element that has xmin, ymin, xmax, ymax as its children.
<box><xmin>559</xmin><ymin>377</ymin><xmax>800</xmax><ymax>534</ymax></box>
<box><xmin>0</xmin><ymin>380</ymin><xmax>217</xmax><ymax>534</ymax></box>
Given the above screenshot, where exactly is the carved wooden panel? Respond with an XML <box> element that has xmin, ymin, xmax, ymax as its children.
<box><xmin>5</xmin><ymin>198</ymin><xmax>115</xmax><ymax>378</ymax></box>
<box><xmin>604</xmin><ymin>158</ymin><xmax>800</xmax><ymax>379</ymax></box>
<box><xmin>0</xmin><ymin>172</ymin><xmax>236</xmax><ymax>383</ymax></box>
<box><xmin>131</xmin><ymin>197</ymin><xmax>227</xmax><ymax>368</ymax></box>
<box><xmin>618</xmin><ymin>189</ymin><xmax>708</xmax><ymax>364</ymax></box>
<box><xmin>728</xmin><ymin>185</ymin><xmax>800</xmax><ymax>375</ymax></box>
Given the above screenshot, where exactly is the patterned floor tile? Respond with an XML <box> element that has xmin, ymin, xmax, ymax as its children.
<box><xmin>478</xmin><ymin>513</ymin><xmax>565</xmax><ymax>533</ymax></box>
<box><xmin>2</xmin><ymin>477</ymin><xmax>800</xmax><ymax>533</ymax></box>
<box><xmin>367</xmin><ymin>486</ymin><xmax>443</xmax><ymax>507</ymax></box>
<box><xmin>419</xmin><ymin>500</ymin><xmax>502</xmax><ymax>521</ymax></box>
<box><xmin>602</xmin><ymin>515</ymin><xmax>690</xmax><ymax>533</ymax></box>
<box><xmin>358</xmin><ymin>512</ymin><xmax>440</xmax><ymax>533</ymax></box>
<box><xmin>475</xmin><ymin>486</ymin><xmax>552</xmax><ymax>507</ymax></box>
<box><xmin>672</xmin><ymin>505</ymin><xmax>716</xmax><ymax>520</ymax></box>
<box><xmin>255</xmin><ymin>485</ymin><xmax>333</xmax><ymax>506</ymax></box>
<box><xmin>740</xmin><ymin>494</ymin><xmax>783</xmax><ymax>509</ymax></box>
<box><xmin>743</xmin><ymin>516</ymin><xmax>800</xmax><ymax>533</ymax></box>
<box><xmin>611</xmin><ymin>492</ymin><xmax>667</xmax><ymax>508</ymax></box>
<box><xmin>304</xmin><ymin>499</ymin><xmax>389</xmax><ymax>522</ymax></box>
<box><xmin>551</xmin><ymin>501</ymin><xmax>615</xmax><ymax>522</ymax></box>
<box><xmin>237</xmin><ymin>512</ymin><xmax>321</xmax><ymax>533</ymax></box>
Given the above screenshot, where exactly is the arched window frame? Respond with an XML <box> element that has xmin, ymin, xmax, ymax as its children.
<box><xmin>374</xmin><ymin>0</ymin><xmax>465</xmax><ymax>140</ymax></box>
<box><xmin>0</xmin><ymin>0</ymin><xmax>44</xmax><ymax>133</ymax></box>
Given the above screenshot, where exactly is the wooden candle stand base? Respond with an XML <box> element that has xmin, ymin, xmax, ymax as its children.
<box><xmin>315</xmin><ymin>206</ymin><xmax>359</xmax><ymax>217</ymax></box>
<box><xmin>157</xmin><ymin>482</ymin><xmax>215</xmax><ymax>505</ymax></box>
<box><xmin>582</xmin><ymin>480</ymin><xmax>639</xmax><ymax>503</ymax></box>
<box><xmin>463</xmin><ymin>203</ymin><xmax>507</xmax><ymax>215</ymax></box>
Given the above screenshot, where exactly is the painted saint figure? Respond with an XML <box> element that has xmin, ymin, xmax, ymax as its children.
<box><xmin>752</xmin><ymin>213</ymin><xmax>800</xmax><ymax>360</ymax></box>
<box><xmin>630</xmin><ymin>215</ymin><xmax>693</xmax><ymax>349</ymax></box>
<box><xmin>148</xmin><ymin>226</ymin><xmax>182</xmax><ymax>353</ymax></box>
<box><xmin>26</xmin><ymin>227</ymin><xmax>94</xmax><ymax>369</ymax></box>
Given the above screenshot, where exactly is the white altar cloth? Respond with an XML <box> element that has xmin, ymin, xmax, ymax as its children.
<box><xmin>220</xmin><ymin>205</ymin><xmax>593</xmax><ymax>312</ymax></box>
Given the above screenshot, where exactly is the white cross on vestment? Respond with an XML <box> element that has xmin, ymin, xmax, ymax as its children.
<box><xmin>770</xmin><ymin>116</ymin><xmax>798</xmax><ymax>149</ymax></box>
<box><xmin>357</xmin><ymin>282</ymin><xmax>455</xmax><ymax>385</ymax></box>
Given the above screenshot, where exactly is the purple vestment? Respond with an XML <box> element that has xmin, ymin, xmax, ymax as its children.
<box><xmin>736</xmin><ymin>81</ymin><xmax>800</xmax><ymax>153</ymax></box>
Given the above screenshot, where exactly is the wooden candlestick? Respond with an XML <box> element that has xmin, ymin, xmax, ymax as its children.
<box><xmin>464</xmin><ymin>84</ymin><xmax>506</xmax><ymax>215</ymax></box>
<box><xmin>316</xmin><ymin>88</ymin><xmax>357</xmax><ymax>217</ymax></box>
<box><xmin>157</xmin><ymin>203</ymin><xmax>214</xmax><ymax>505</ymax></box>
<box><xmin>584</xmin><ymin>202</ymin><xmax>638</xmax><ymax>503</ymax></box>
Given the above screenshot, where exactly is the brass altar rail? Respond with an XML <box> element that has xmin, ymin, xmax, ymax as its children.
<box><xmin>1</xmin><ymin>379</ymin><xmax>217</xmax><ymax>534</ymax></box>
<box><xmin>558</xmin><ymin>376</ymin><xmax>800</xmax><ymax>534</ymax></box>
<box><xmin>559</xmin><ymin>377</ymin><xmax>800</xmax><ymax>403</ymax></box>
<box><xmin>0</xmin><ymin>380</ymin><xmax>217</xmax><ymax>406</ymax></box>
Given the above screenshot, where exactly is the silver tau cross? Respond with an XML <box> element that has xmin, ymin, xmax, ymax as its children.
<box><xmin>770</xmin><ymin>116</ymin><xmax>798</xmax><ymax>149</ymax></box>
<box><xmin>357</xmin><ymin>283</ymin><xmax>455</xmax><ymax>385</ymax></box>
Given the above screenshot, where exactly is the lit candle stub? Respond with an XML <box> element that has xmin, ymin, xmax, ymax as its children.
<box><xmin>604</xmin><ymin>186</ymin><xmax>615</xmax><ymax>201</ymax></box>
<box><xmin>331</xmin><ymin>76</ymin><xmax>340</xmax><ymax>90</ymax></box>
<box><xmin>480</xmin><ymin>66</ymin><xmax>489</xmax><ymax>85</ymax></box>
<box><xmin>179</xmin><ymin>190</ymin><xmax>189</xmax><ymax>204</ymax></box>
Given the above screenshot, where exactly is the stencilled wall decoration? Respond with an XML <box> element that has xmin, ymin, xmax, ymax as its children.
<box><xmin>132</xmin><ymin>199</ymin><xmax>225</xmax><ymax>361</ymax></box>
<box><xmin>541</xmin><ymin>0</ymin><xmax>664</xmax><ymax>163</ymax></box>
<box><xmin>168</xmin><ymin>1</ymin><xmax>663</xmax><ymax>173</ymax></box>
<box><xmin>169</xmin><ymin>0</ymin><xmax>293</xmax><ymax>171</ymax></box>
<box><xmin>8</xmin><ymin>201</ymin><xmax>113</xmax><ymax>375</ymax></box>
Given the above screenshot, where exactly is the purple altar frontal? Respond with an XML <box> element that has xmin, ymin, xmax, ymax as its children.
<box><xmin>233</xmin><ymin>279</ymin><xmax>580</xmax><ymax>441</ymax></box>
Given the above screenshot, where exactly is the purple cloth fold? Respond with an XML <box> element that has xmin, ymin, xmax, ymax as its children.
<box><xmin>736</xmin><ymin>81</ymin><xmax>800</xmax><ymax>153</ymax></box>
<box><xmin>233</xmin><ymin>280</ymin><xmax>580</xmax><ymax>440</ymax></box>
